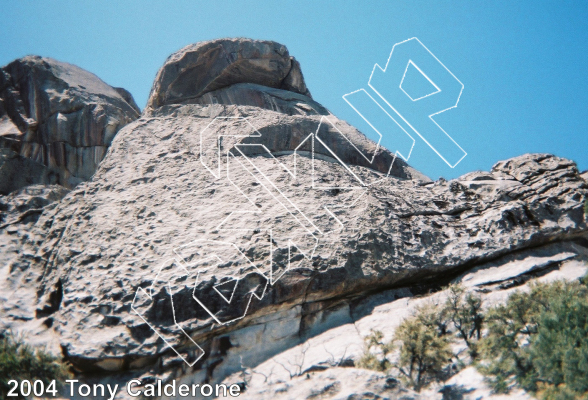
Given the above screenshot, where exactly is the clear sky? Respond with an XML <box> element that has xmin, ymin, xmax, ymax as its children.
<box><xmin>2</xmin><ymin>1</ymin><xmax>587</xmax><ymax>180</ymax></box>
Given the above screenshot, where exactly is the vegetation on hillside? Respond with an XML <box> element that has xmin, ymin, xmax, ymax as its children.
<box><xmin>357</xmin><ymin>303</ymin><xmax>455</xmax><ymax>391</ymax></box>
<box><xmin>357</xmin><ymin>275</ymin><xmax>588</xmax><ymax>399</ymax></box>
<box><xmin>0</xmin><ymin>331</ymin><xmax>70</xmax><ymax>399</ymax></box>
<box><xmin>480</xmin><ymin>278</ymin><xmax>588</xmax><ymax>399</ymax></box>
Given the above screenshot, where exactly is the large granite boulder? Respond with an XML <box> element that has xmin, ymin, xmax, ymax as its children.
<box><xmin>146</xmin><ymin>38</ymin><xmax>312</xmax><ymax>110</ymax></box>
<box><xmin>0</xmin><ymin>56</ymin><xmax>140</xmax><ymax>194</ymax></box>
<box><xmin>0</xmin><ymin>39</ymin><xmax>587</xmax><ymax>399</ymax></box>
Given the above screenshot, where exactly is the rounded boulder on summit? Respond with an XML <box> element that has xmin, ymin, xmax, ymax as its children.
<box><xmin>0</xmin><ymin>38</ymin><xmax>587</xmax><ymax>400</ymax></box>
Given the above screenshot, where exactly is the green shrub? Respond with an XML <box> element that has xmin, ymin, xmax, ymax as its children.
<box><xmin>537</xmin><ymin>383</ymin><xmax>587</xmax><ymax>400</ymax></box>
<box><xmin>415</xmin><ymin>302</ymin><xmax>450</xmax><ymax>337</ymax></box>
<box><xmin>478</xmin><ymin>278</ymin><xmax>588</xmax><ymax>399</ymax></box>
<box><xmin>357</xmin><ymin>276</ymin><xmax>588</xmax><ymax>398</ymax></box>
<box><xmin>393</xmin><ymin>306</ymin><xmax>453</xmax><ymax>391</ymax></box>
<box><xmin>356</xmin><ymin>330</ymin><xmax>392</xmax><ymax>372</ymax></box>
<box><xmin>357</xmin><ymin>305</ymin><xmax>453</xmax><ymax>391</ymax></box>
<box><xmin>444</xmin><ymin>284</ymin><xmax>484</xmax><ymax>359</ymax></box>
<box><xmin>0</xmin><ymin>331</ymin><xmax>71</xmax><ymax>399</ymax></box>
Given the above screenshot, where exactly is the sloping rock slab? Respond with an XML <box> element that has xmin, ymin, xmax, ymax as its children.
<box><xmin>2</xmin><ymin>100</ymin><xmax>585</xmax><ymax>375</ymax></box>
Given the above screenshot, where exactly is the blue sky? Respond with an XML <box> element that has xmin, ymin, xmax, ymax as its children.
<box><xmin>2</xmin><ymin>1</ymin><xmax>587</xmax><ymax>179</ymax></box>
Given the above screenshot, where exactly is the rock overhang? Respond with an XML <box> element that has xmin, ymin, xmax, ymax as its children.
<box><xmin>1</xmin><ymin>38</ymin><xmax>588</xmax><ymax>393</ymax></box>
<box><xmin>146</xmin><ymin>38</ymin><xmax>312</xmax><ymax>110</ymax></box>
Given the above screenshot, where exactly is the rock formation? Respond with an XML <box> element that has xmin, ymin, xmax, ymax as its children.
<box><xmin>0</xmin><ymin>38</ymin><xmax>587</xmax><ymax>399</ymax></box>
<box><xmin>0</xmin><ymin>56</ymin><xmax>140</xmax><ymax>194</ymax></box>
<box><xmin>146</xmin><ymin>38</ymin><xmax>311</xmax><ymax>110</ymax></box>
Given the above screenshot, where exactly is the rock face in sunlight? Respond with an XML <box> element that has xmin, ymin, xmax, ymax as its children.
<box><xmin>146</xmin><ymin>38</ymin><xmax>311</xmax><ymax>110</ymax></box>
<box><xmin>0</xmin><ymin>38</ymin><xmax>587</xmax><ymax>399</ymax></box>
<box><xmin>0</xmin><ymin>56</ymin><xmax>140</xmax><ymax>193</ymax></box>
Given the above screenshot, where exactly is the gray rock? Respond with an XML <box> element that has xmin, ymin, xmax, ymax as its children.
<box><xmin>236</xmin><ymin>367</ymin><xmax>420</xmax><ymax>400</ymax></box>
<box><xmin>0</xmin><ymin>39</ymin><xmax>587</xmax><ymax>399</ymax></box>
<box><xmin>4</xmin><ymin>109</ymin><xmax>584</xmax><ymax>376</ymax></box>
<box><xmin>146</xmin><ymin>38</ymin><xmax>311</xmax><ymax>110</ymax></box>
<box><xmin>456</xmin><ymin>246</ymin><xmax>579</xmax><ymax>288</ymax></box>
<box><xmin>237</xmin><ymin>243</ymin><xmax>587</xmax><ymax>400</ymax></box>
<box><xmin>113</xmin><ymin>87</ymin><xmax>141</xmax><ymax>114</ymax></box>
<box><xmin>175</xmin><ymin>82</ymin><xmax>328</xmax><ymax>116</ymax></box>
<box><xmin>0</xmin><ymin>147</ymin><xmax>60</xmax><ymax>193</ymax></box>
<box><xmin>0</xmin><ymin>184</ymin><xmax>70</xmax><ymax>357</ymax></box>
<box><xmin>0</xmin><ymin>56</ymin><xmax>140</xmax><ymax>193</ymax></box>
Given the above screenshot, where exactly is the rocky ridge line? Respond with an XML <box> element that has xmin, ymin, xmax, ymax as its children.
<box><xmin>0</xmin><ymin>38</ymin><xmax>586</xmax><ymax>400</ymax></box>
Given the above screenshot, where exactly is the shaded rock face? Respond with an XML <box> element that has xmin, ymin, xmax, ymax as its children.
<box><xmin>177</xmin><ymin>82</ymin><xmax>328</xmax><ymax>116</ymax></box>
<box><xmin>146</xmin><ymin>38</ymin><xmax>312</xmax><ymax>110</ymax></box>
<box><xmin>233</xmin><ymin>241</ymin><xmax>587</xmax><ymax>400</ymax></box>
<box><xmin>0</xmin><ymin>184</ymin><xmax>70</xmax><ymax>269</ymax></box>
<box><xmin>0</xmin><ymin>56</ymin><xmax>140</xmax><ymax>193</ymax></box>
<box><xmin>0</xmin><ymin>38</ymin><xmax>587</xmax><ymax>399</ymax></box>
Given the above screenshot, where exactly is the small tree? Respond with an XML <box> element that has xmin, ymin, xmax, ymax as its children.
<box><xmin>393</xmin><ymin>305</ymin><xmax>453</xmax><ymax>391</ymax></box>
<box><xmin>0</xmin><ymin>331</ymin><xmax>71</xmax><ymax>399</ymax></box>
<box><xmin>357</xmin><ymin>330</ymin><xmax>392</xmax><ymax>372</ymax></box>
<box><xmin>478</xmin><ymin>277</ymin><xmax>588</xmax><ymax>399</ymax></box>
<box><xmin>478</xmin><ymin>284</ymin><xmax>552</xmax><ymax>393</ymax></box>
<box><xmin>416</xmin><ymin>302</ymin><xmax>449</xmax><ymax>337</ymax></box>
<box><xmin>444</xmin><ymin>284</ymin><xmax>484</xmax><ymax>358</ymax></box>
<box><xmin>529</xmin><ymin>281</ymin><xmax>588</xmax><ymax>398</ymax></box>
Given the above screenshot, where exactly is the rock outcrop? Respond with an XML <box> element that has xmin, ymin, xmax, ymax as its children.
<box><xmin>0</xmin><ymin>56</ymin><xmax>140</xmax><ymax>193</ymax></box>
<box><xmin>146</xmin><ymin>38</ymin><xmax>311</xmax><ymax>110</ymax></box>
<box><xmin>0</xmin><ymin>38</ymin><xmax>587</xmax><ymax>399</ymax></box>
<box><xmin>233</xmin><ymin>240</ymin><xmax>587</xmax><ymax>399</ymax></box>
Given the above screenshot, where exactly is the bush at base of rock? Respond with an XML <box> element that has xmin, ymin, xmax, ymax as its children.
<box><xmin>356</xmin><ymin>276</ymin><xmax>588</xmax><ymax>398</ymax></box>
<box><xmin>357</xmin><ymin>330</ymin><xmax>392</xmax><ymax>373</ymax></box>
<box><xmin>357</xmin><ymin>303</ymin><xmax>454</xmax><ymax>392</ymax></box>
<box><xmin>444</xmin><ymin>284</ymin><xmax>484</xmax><ymax>359</ymax></box>
<box><xmin>0</xmin><ymin>331</ymin><xmax>71</xmax><ymax>399</ymax></box>
<box><xmin>478</xmin><ymin>275</ymin><xmax>588</xmax><ymax>399</ymax></box>
<box><xmin>394</xmin><ymin>310</ymin><xmax>454</xmax><ymax>392</ymax></box>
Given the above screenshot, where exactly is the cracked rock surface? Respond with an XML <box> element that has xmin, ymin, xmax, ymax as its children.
<box><xmin>0</xmin><ymin>56</ymin><xmax>140</xmax><ymax>193</ymax></box>
<box><xmin>0</xmin><ymin>38</ymin><xmax>587</xmax><ymax>399</ymax></box>
<box><xmin>146</xmin><ymin>38</ymin><xmax>312</xmax><ymax>110</ymax></box>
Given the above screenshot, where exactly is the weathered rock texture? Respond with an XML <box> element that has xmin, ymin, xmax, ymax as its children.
<box><xmin>233</xmin><ymin>241</ymin><xmax>588</xmax><ymax>400</ymax></box>
<box><xmin>0</xmin><ymin>38</ymin><xmax>587</xmax><ymax>399</ymax></box>
<box><xmin>0</xmin><ymin>56</ymin><xmax>140</xmax><ymax>193</ymax></box>
<box><xmin>146</xmin><ymin>38</ymin><xmax>312</xmax><ymax>110</ymax></box>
